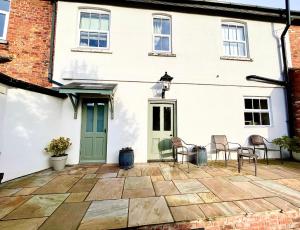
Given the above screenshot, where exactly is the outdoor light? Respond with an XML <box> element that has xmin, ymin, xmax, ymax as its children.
<box><xmin>159</xmin><ymin>72</ymin><xmax>173</xmax><ymax>98</ymax></box>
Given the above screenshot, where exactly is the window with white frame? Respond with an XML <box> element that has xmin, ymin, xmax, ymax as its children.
<box><xmin>153</xmin><ymin>15</ymin><xmax>171</xmax><ymax>52</ymax></box>
<box><xmin>222</xmin><ymin>22</ymin><xmax>248</xmax><ymax>57</ymax></box>
<box><xmin>244</xmin><ymin>97</ymin><xmax>271</xmax><ymax>126</ymax></box>
<box><xmin>79</xmin><ymin>9</ymin><xmax>110</xmax><ymax>48</ymax></box>
<box><xmin>0</xmin><ymin>0</ymin><xmax>10</xmax><ymax>40</ymax></box>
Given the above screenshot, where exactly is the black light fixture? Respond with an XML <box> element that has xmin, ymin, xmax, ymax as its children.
<box><xmin>159</xmin><ymin>72</ymin><xmax>173</xmax><ymax>98</ymax></box>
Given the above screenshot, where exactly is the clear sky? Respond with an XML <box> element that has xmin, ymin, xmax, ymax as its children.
<box><xmin>221</xmin><ymin>0</ymin><xmax>300</xmax><ymax>11</ymax></box>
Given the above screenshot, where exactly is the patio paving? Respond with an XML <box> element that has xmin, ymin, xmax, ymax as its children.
<box><xmin>0</xmin><ymin>160</ymin><xmax>299</xmax><ymax>229</ymax></box>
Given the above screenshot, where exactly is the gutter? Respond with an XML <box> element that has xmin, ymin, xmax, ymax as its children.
<box><xmin>281</xmin><ymin>0</ymin><xmax>294</xmax><ymax>137</ymax></box>
<box><xmin>48</xmin><ymin>0</ymin><xmax>63</xmax><ymax>87</ymax></box>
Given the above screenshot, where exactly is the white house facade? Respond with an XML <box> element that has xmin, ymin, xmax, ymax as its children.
<box><xmin>52</xmin><ymin>0</ymin><xmax>292</xmax><ymax>165</ymax></box>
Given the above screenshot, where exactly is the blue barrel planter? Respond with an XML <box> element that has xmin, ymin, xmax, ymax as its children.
<box><xmin>197</xmin><ymin>147</ymin><xmax>208</xmax><ymax>166</ymax></box>
<box><xmin>119</xmin><ymin>147</ymin><xmax>134</xmax><ymax>170</ymax></box>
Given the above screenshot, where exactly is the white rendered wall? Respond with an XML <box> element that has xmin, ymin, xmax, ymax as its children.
<box><xmin>0</xmin><ymin>86</ymin><xmax>64</xmax><ymax>182</ymax></box>
<box><xmin>53</xmin><ymin>2</ymin><xmax>289</xmax><ymax>164</ymax></box>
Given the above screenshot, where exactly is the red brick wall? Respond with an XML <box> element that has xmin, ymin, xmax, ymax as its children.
<box><xmin>289</xmin><ymin>26</ymin><xmax>300</xmax><ymax>69</ymax></box>
<box><xmin>290</xmin><ymin>69</ymin><xmax>300</xmax><ymax>137</ymax></box>
<box><xmin>0</xmin><ymin>0</ymin><xmax>52</xmax><ymax>87</ymax></box>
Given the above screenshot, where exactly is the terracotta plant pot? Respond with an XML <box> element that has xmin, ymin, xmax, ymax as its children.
<box><xmin>51</xmin><ymin>155</ymin><xmax>68</xmax><ymax>171</ymax></box>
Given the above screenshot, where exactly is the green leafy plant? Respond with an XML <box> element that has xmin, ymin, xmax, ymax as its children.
<box><xmin>44</xmin><ymin>137</ymin><xmax>72</xmax><ymax>157</ymax></box>
<box><xmin>272</xmin><ymin>136</ymin><xmax>300</xmax><ymax>152</ymax></box>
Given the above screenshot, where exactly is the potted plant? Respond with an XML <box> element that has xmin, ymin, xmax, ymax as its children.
<box><xmin>44</xmin><ymin>137</ymin><xmax>72</xmax><ymax>171</ymax></box>
<box><xmin>119</xmin><ymin>147</ymin><xmax>134</xmax><ymax>170</ymax></box>
<box><xmin>272</xmin><ymin>136</ymin><xmax>300</xmax><ymax>161</ymax></box>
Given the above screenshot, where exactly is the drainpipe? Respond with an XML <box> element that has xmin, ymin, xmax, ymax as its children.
<box><xmin>48</xmin><ymin>0</ymin><xmax>63</xmax><ymax>87</ymax></box>
<box><xmin>281</xmin><ymin>0</ymin><xmax>293</xmax><ymax>137</ymax></box>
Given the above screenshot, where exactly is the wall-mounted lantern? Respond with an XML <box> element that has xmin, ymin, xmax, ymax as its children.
<box><xmin>159</xmin><ymin>72</ymin><xmax>173</xmax><ymax>99</ymax></box>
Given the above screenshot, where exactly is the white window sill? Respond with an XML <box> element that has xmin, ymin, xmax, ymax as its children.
<box><xmin>0</xmin><ymin>39</ymin><xmax>8</xmax><ymax>45</ymax></box>
<box><xmin>220</xmin><ymin>56</ymin><xmax>253</xmax><ymax>62</ymax></box>
<box><xmin>71</xmin><ymin>47</ymin><xmax>112</xmax><ymax>54</ymax></box>
<box><xmin>244</xmin><ymin>125</ymin><xmax>272</xmax><ymax>128</ymax></box>
<box><xmin>148</xmin><ymin>52</ymin><xmax>176</xmax><ymax>57</ymax></box>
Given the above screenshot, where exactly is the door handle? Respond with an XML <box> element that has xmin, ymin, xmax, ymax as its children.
<box><xmin>170</xmin><ymin>134</ymin><xmax>173</xmax><ymax>137</ymax></box>
<box><xmin>104</xmin><ymin>129</ymin><xmax>107</xmax><ymax>133</ymax></box>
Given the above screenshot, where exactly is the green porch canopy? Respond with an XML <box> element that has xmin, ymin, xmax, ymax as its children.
<box><xmin>59</xmin><ymin>82</ymin><xmax>117</xmax><ymax>119</ymax></box>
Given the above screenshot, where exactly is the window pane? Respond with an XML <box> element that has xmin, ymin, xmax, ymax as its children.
<box><xmin>161</xmin><ymin>19</ymin><xmax>170</xmax><ymax>35</ymax></box>
<box><xmin>223</xmin><ymin>42</ymin><xmax>230</xmax><ymax>56</ymax></box>
<box><xmin>100</xmin><ymin>14</ymin><xmax>109</xmax><ymax>31</ymax></box>
<box><xmin>0</xmin><ymin>0</ymin><xmax>10</xmax><ymax>12</ymax></box>
<box><xmin>0</xmin><ymin>13</ymin><xmax>5</xmax><ymax>38</ymax></box>
<box><xmin>99</xmin><ymin>33</ymin><xmax>108</xmax><ymax>47</ymax></box>
<box><xmin>86</xmin><ymin>103</ymin><xmax>94</xmax><ymax>132</ymax></box>
<box><xmin>164</xmin><ymin>107</ymin><xmax>171</xmax><ymax>131</ymax></box>
<box><xmin>261</xmin><ymin>113</ymin><xmax>270</xmax><ymax>125</ymax></box>
<box><xmin>161</xmin><ymin>37</ymin><xmax>169</xmax><ymax>51</ymax></box>
<box><xmin>154</xmin><ymin>36</ymin><xmax>162</xmax><ymax>51</ymax></box>
<box><xmin>222</xmin><ymin>25</ymin><xmax>229</xmax><ymax>40</ymax></box>
<box><xmin>236</xmin><ymin>26</ymin><xmax>245</xmax><ymax>41</ymax></box>
<box><xmin>229</xmin><ymin>42</ymin><xmax>238</xmax><ymax>56</ymax></box>
<box><xmin>80</xmin><ymin>31</ymin><xmax>89</xmax><ymax>46</ymax></box>
<box><xmin>253</xmin><ymin>112</ymin><xmax>261</xmax><ymax>125</ymax></box>
<box><xmin>244</xmin><ymin>112</ymin><xmax>253</xmax><ymax>125</ymax></box>
<box><xmin>90</xmin><ymin>13</ymin><xmax>100</xmax><ymax>30</ymax></box>
<box><xmin>260</xmin><ymin>99</ymin><xmax>268</xmax><ymax>109</ymax></box>
<box><xmin>238</xmin><ymin>43</ymin><xmax>246</xmax><ymax>56</ymax></box>
<box><xmin>80</xmin><ymin>12</ymin><xmax>90</xmax><ymax>30</ymax></box>
<box><xmin>89</xmin><ymin>32</ymin><xmax>99</xmax><ymax>47</ymax></box>
<box><xmin>244</xmin><ymin>99</ymin><xmax>252</xmax><ymax>109</ymax></box>
<box><xmin>153</xmin><ymin>107</ymin><xmax>160</xmax><ymax>131</ymax></box>
<box><xmin>97</xmin><ymin>103</ymin><xmax>105</xmax><ymax>132</ymax></box>
<box><xmin>228</xmin><ymin>25</ymin><xmax>236</xmax><ymax>40</ymax></box>
<box><xmin>153</xmin><ymin>18</ymin><xmax>162</xmax><ymax>34</ymax></box>
<box><xmin>253</xmin><ymin>99</ymin><xmax>260</xmax><ymax>109</ymax></box>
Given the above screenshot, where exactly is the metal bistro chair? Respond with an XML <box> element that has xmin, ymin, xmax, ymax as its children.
<box><xmin>237</xmin><ymin>147</ymin><xmax>258</xmax><ymax>176</ymax></box>
<box><xmin>249</xmin><ymin>135</ymin><xmax>283</xmax><ymax>165</ymax></box>
<box><xmin>212</xmin><ymin>135</ymin><xmax>241</xmax><ymax>166</ymax></box>
<box><xmin>171</xmin><ymin>137</ymin><xmax>197</xmax><ymax>173</ymax></box>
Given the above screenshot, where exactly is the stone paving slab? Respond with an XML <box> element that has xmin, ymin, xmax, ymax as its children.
<box><xmin>183</xmin><ymin>168</ymin><xmax>212</xmax><ymax>179</ymax></box>
<box><xmin>82</xmin><ymin>174</ymin><xmax>97</xmax><ymax>179</ymax></box>
<box><xmin>128</xmin><ymin>196</ymin><xmax>173</xmax><ymax>227</ymax></box>
<box><xmin>227</xmin><ymin>176</ymin><xmax>251</xmax><ymax>182</ymax></box>
<box><xmin>141</xmin><ymin>167</ymin><xmax>162</xmax><ymax>176</ymax></box>
<box><xmin>253</xmin><ymin>180</ymin><xmax>300</xmax><ymax>207</ymax></box>
<box><xmin>96</xmin><ymin>173</ymin><xmax>118</xmax><ymax>178</ymax></box>
<box><xmin>118</xmin><ymin>168</ymin><xmax>141</xmax><ymax>177</ymax></box>
<box><xmin>33</xmin><ymin>175</ymin><xmax>82</xmax><ymax>194</ymax></box>
<box><xmin>265</xmin><ymin>197</ymin><xmax>300</xmax><ymax>213</ymax></box>
<box><xmin>39</xmin><ymin>202</ymin><xmax>91</xmax><ymax>230</ymax></box>
<box><xmin>68</xmin><ymin>178</ymin><xmax>98</xmax><ymax>193</ymax></box>
<box><xmin>151</xmin><ymin>175</ymin><xmax>165</xmax><ymax>182</ymax></box>
<box><xmin>234</xmin><ymin>198</ymin><xmax>281</xmax><ymax>214</ymax></box>
<box><xmin>165</xmin><ymin>194</ymin><xmax>203</xmax><ymax>206</ymax></box>
<box><xmin>170</xmin><ymin>205</ymin><xmax>205</xmax><ymax>222</ymax></box>
<box><xmin>3</xmin><ymin>194</ymin><xmax>69</xmax><ymax>219</ymax></box>
<box><xmin>153</xmin><ymin>181</ymin><xmax>180</xmax><ymax>196</ymax></box>
<box><xmin>14</xmin><ymin>187</ymin><xmax>39</xmax><ymax>196</ymax></box>
<box><xmin>200</xmin><ymin>178</ymin><xmax>253</xmax><ymax>201</ymax></box>
<box><xmin>173</xmin><ymin>179</ymin><xmax>209</xmax><ymax>194</ymax></box>
<box><xmin>199</xmin><ymin>202</ymin><xmax>246</xmax><ymax>220</ymax></box>
<box><xmin>276</xmin><ymin>178</ymin><xmax>300</xmax><ymax>192</ymax></box>
<box><xmin>0</xmin><ymin>188</ymin><xmax>21</xmax><ymax>197</ymax></box>
<box><xmin>198</xmin><ymin>192</ymin><xmax>221</xmax><ymax>203</ymax></box>
<box><xmin>160</xmin><ymin>167</ymin><xmax>188</xmax><ymax>180</ymax></box>
<box><xmin>86</xmin><ymin>178</ymin><xmax>124</xmax><ymax>201</ymax></box>
<box><xmin>79</xmin><ymin>199</ymin><xmax>128</xmax><ymax>230</ymax></box>
<box><xmin>65</xmin><ymin>192</ymin><xmax>89</xmax><ymax>203</ymax></box>
<box><xmin>124</xmin><ymin>176</ymin><xmax>153</xmax><ymax>190</ymax></box>
<box><xmin>0</xmin><ymin>196</ymin><xmax>31</xmax><ymax>219</ymax></box>
<box><xmin>230</xmin><ymin>181</ymin><xmax>275</xmax><ymax>198</ymax></box>
<box><xmin>0</xmin><ymin>217</ymin><xmax>47</xmax><ymax>230</ymax></box>
<box><xmin>1</xmin><ymin>175</ymin><xmax>56</xmax><ymax>189</ymax></box>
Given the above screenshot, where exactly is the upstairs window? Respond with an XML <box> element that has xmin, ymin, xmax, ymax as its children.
<box><xmin>153</xmin><ymin>15</ymin><xmax>171</xmax><ymax>53</ymax></box>
<box><xmin>0</xmin><ymin>0</ymin><xmax>10</xmax><ymax>40</ymax></box>
<box><xmin>244</xmin><ymin>97</ymin><xmax>271</xmax><ymax>126</ymax></box>
<box><xmin>222</xmin><ymin>22</ymin><xmax>248</xmax><ymax>57</ymax></box>
<box><xmin>79</xmin><ymin>9</ymin><xmax>110</xmax><ymax>49</ymax></box>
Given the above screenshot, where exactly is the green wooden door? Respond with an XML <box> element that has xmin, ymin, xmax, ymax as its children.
<box><xmin>148</xmin><ymin>102</ymin><xmax>175</xmax><ymax>160</ymax></box>
<box><xmin>80</xmin><ymin>101</ymin><xmax>108</xmax><ymax>163</ymax></box>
